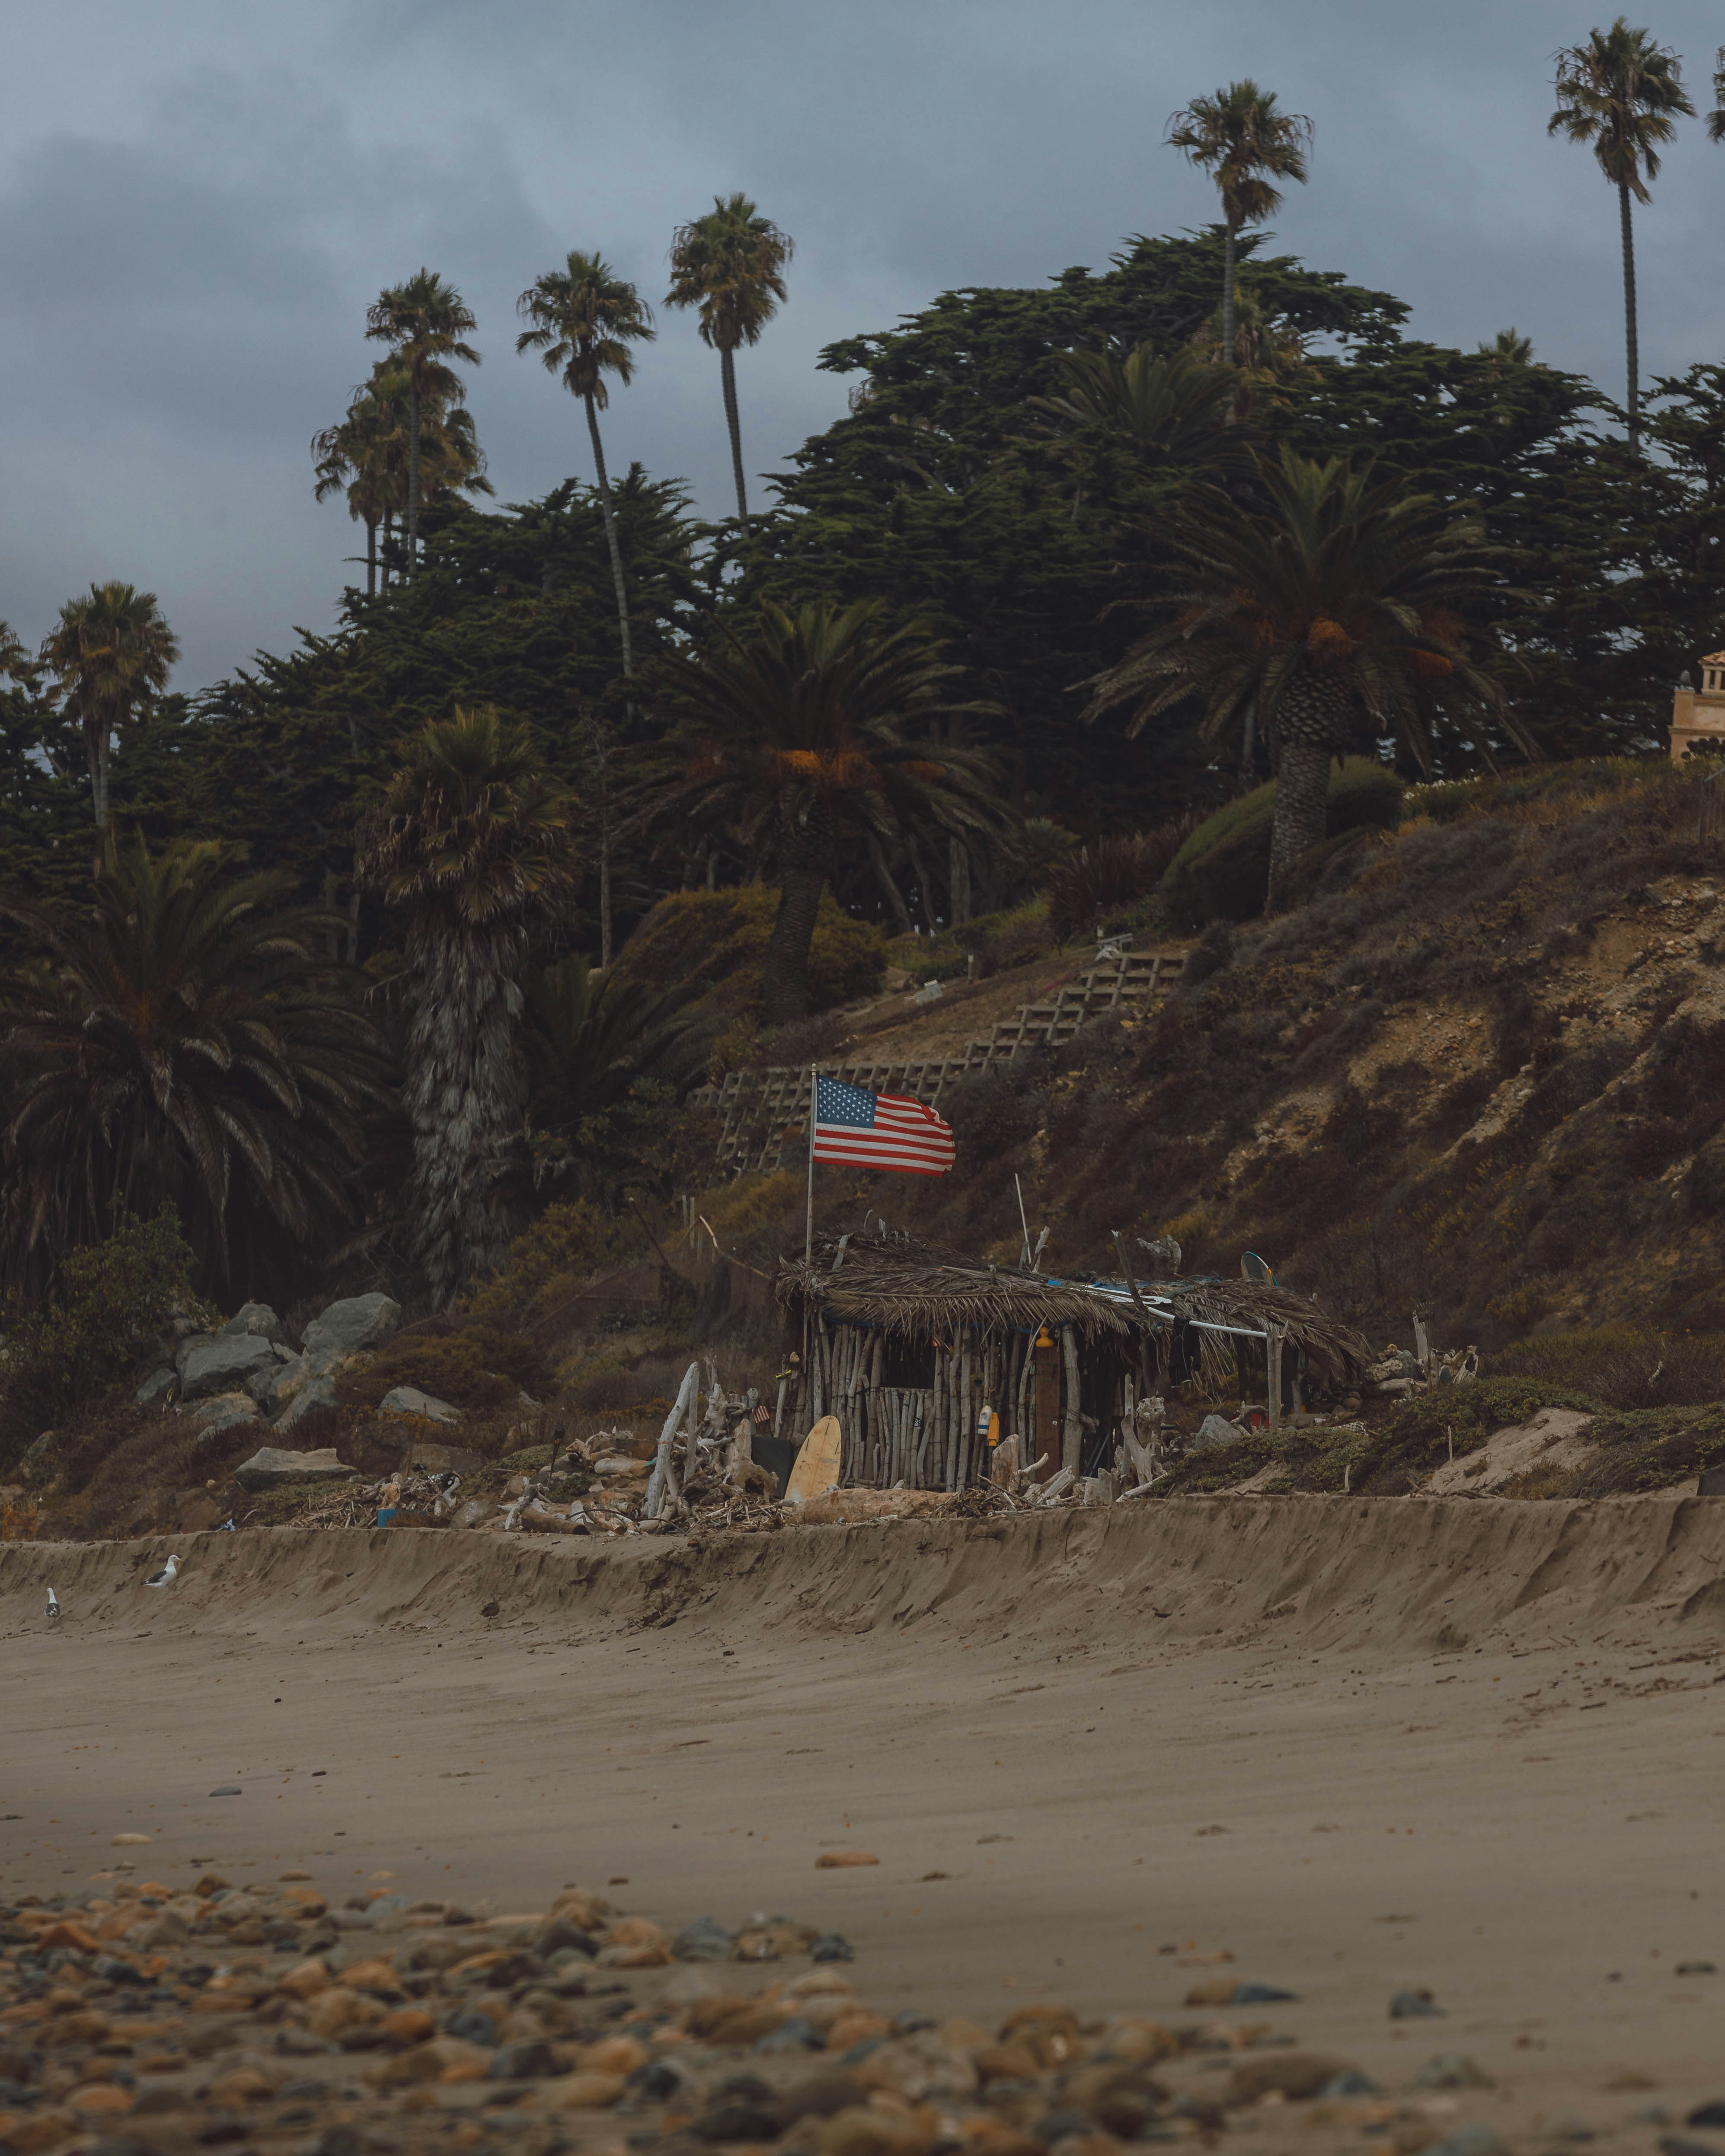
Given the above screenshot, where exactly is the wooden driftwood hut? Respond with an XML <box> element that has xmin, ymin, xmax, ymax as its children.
<box><xmin>776</xmin><ymin>1230</ymin><xmax>1371</xmax><ymax>1491</ymax></box>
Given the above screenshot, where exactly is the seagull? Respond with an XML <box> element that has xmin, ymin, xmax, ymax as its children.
<box><xmin>45</xmin><ymin>1588</ymin><xmax>59</xmax><ymax>1622</ymax></box>
<box><xmin>144</xmin><ymin>1554</ymin><xmax>180</xmax><ymax>1588</ymax></box>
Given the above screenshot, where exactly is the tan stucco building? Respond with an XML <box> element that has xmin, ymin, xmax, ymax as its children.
<box><xmin>1670</xmin><ymin>653</ymin><xmax>1725</xmax><ymax>761</ymax></box>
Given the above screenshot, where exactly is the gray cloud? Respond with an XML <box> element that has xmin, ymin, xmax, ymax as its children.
<box><xmin>3</xmin><ymin>0</ymin><xmax>1722</xmax><ymax>689</ymax></box>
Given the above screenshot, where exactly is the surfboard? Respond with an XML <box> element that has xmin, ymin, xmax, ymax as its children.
<box><xmin>785</xmin><ymin>1414</ymin><xmax>843</xmax><ymax>1503</ymax></box>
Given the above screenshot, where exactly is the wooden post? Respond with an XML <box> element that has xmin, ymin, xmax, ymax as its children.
<box><xmin>1033</xmin><ymin>1331</ymin><xmax>1058</xmax><ymax>1483</ymax></box>
<box><xmin>958</xmin><ymin>1340</ymin><xmax>973</xmax><ymax>1488</ymax></box>
<box><xmin>1060</xmin><ymin>1325</ymin><xmax>1083</xmax><ymax>1478</ymax></box>
<box><xmin>1267</xmin><ymin>1325</ymin><xmax>1283</xmax><ymax>1432</ymax></box>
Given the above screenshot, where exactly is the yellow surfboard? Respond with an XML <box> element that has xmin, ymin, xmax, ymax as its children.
<box><xmin>786</xmin><ymin>1415</ymin><xmax>843</xmax><ymax>1503</ymax></box>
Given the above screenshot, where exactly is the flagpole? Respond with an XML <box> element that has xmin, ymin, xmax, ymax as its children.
<box><xmin>805</xmin><ymin>1063</ymin><xmax>818</xmax><ymax>1270</ymax></box>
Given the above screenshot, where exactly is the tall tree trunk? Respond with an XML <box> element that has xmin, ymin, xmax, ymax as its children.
<box><xmin>1266</xmin><ymin>670</ymin><xmax>1355</xmax><ymax>908</ymax></box>
<box><xmin>365</xmin><ymin>518</ymin><xmax>377</xmax><ymax>599</ymax></box>
<box><xmin>402</xmin><ymin>917</ymin><xmax>529</xmax><ymax>1305</ymax></box>
<box><xmin>86</xmin><ymin>720</ymin><xmax>108</xmax><ymax>826</ymax></box>
<box><xmin>585</xmin><ymin>392</ymin><xmax>633</xmax><ymax>676</ymax></box>
<box><xmin>764</xmin><ymin>803</ymin><xmax>832</xmax><ymax>1024</ymax></box>
<box><xmin>1619</xmin><ymin>179</ymin><xmax>1640</xmax><ymax>457</ymax></box>
<box><xmin>1222</xmin><ymin>219</ymin><xmax>1240</xmax><ymax>423</ymax></box>
<box><xmin>948</xmin><ymin>834</ymin><xmax>971</xmax><ymax>926</ymax></box>
<box><xmin>593</xmin><ymin>719</ymin><xmax>613</xmax><ymax>970</ymax></box>
<box><xmin>867</xmin><ymin>833</ymin><xmax>915</xmax><ymax>935</ymax></box>
<box><xmin>720</xmin><ymin>343</ymin><xmax>748</xmax><ymax>520</ymax></box>
<box><xmin>407</xmin><ymin>377</ymin><xmax>422</xmax><ymax>570</ymax></box>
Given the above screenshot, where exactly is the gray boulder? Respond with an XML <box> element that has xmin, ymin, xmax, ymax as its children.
<box><xmin>172</xmin><ymin>1332</ymin><xmax>215</xmax><ymax>1377</ymax></box>
<box><xmin>136</xmin><ymin>1366</ymin><xmax>177</xmax><ymax>1407</ymax></box>
<box><xmin>275</xmin><ymin>1375</ymin><xmax>339</xmax><ymax>1431</ymax></box>
<box><xmin>222</xmin><ymin>1302</ymin><xmax>285</xmax><ymax>1344</ymax></box>
<box><xmin>1188</xmin><ymin>1413</ymin><xmax>1247</xmax><ymax>1455</ymax></box>
<box><xmin>380</xmin><ymin>1386</ymin><xmax>462</xmax><ymax>1426</ymax></box>
<box><xmin>179</xmin><ymin>1333</ymin><xmax>276</xmax><ymax>1402</ymax></box>
<box><xmin>231</xmin><ymin>1443</ymin><xmax>357</xmax><ymax>1493</ymax></box>
<box><xmin>301</xmin><ymin>1294</ymin><xmax>401</xmax><ymax>1373</ymax></box>
<box><xmin>177</xmin><ymin>1391</ymin><xmax>260</xmax><ymax>1435</ymax></box>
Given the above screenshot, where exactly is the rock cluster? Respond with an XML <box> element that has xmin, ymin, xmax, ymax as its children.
<box><xmin>137</xmin><ymin>1295</ymin><xmax>412</xmax><ymax>1436</ymax></box>
<box><xmin>0</xmin><ymin>1864</ymin><xmax>1568</xmax><ymax>2156</ymax></box>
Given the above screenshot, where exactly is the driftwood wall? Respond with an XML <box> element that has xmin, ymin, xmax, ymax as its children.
<box><xmin>791</xmin><ymin>1318</ymin><xmax>1119</xmax><ymax>1492</ymax></box>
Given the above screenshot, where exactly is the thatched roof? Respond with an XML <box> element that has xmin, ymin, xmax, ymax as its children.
<box><xmin>779</xmin><ymin>1231</ymin><xmax>1139</xmax><ymax>1341</ymax></box>
<box><xmin>778</xmin><ymin>1231</ymin><xmax>1372</xmax><ymax>1384</ymax></box>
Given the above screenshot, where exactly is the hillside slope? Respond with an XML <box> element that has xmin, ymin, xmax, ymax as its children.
<box><xmin>704</xmin><ymin>760</ymin><xmax>1725</xmax><ymax>1355</ymax></box>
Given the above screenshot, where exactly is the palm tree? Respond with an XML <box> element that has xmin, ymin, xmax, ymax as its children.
<box><xmin>1709</xmin><ymin>45</ymin><xmax>1725</xmax><ymax>139</ymax></box>
<box><xmin>665</xmin><ymin>194</ymin><xmax>792</xmax><ymax>521</ymax></box>
<box><xmin>1036</xmin><ymin>344</ymin><xmax>1239</xmax><ymax>460</ymax></box>
<box><xmin>524</xmin><ymin>953</ymin><xmax>703</xmax><ymax>1207</ymax></box>
<box><xmin>313</xmin><ymin>376</ymin><xmax>402</xmax><ymax>596</ymax></box>
<box><xmin>645</xmin><ymin>601</ymin><xmax>1000</xmax><ymax>1024</ymax></box>
<box><xmin>517</xmin><ymin>252</ymin><xmax>656</xmax><ymax>676</ymax></box>
<box><xmin>1083</xmin><ymin>448</ymin><xmax>1532</xmax><ymax>908</ymax></box>
<box><xmin>1480</xmin><ymin>329</ymin><xmax>1536</xmax><ymax>364</ymax></box>
<box><xmin>39</xmin><ymin>584</ymin><xmax>179</xmax><ymax>826</ymax></box>
<box><xmin>1166</xmin><ymin>82</ymin><xmax>1312</xmax><ymax>401</ymax></box>
<box><xmin>314</xmin><ymin>364</ymin><xmax>493</xmax><ymax>593</ymax></box>
<box><xmin>0</xmin><ymin>834</ymin><xmax>388</xmax><ymax>1298</ymax></box>
<box><xmin>355</xmin><ymin>705</ymin><xmax>575</xmax><ymax>1304</ymax></box>
<box><xmin>365</xmin><ymin>270</ymin><xmax>480</xmax><ymax>571</ymax></box>
<box><xmin>1549</xmin><ymin>19</ymin><xmax>1693</xmax><ymax>456</ymax></box>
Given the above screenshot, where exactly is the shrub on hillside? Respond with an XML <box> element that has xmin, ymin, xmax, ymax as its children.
<box><xmin>1492</xmin><ymin>1325</ymin><xmax>1725</xmax><ymax>1411</ymax></box>
<box><xmin>621</xmin><ymin>888</ymin><xmax>887</xmax><ymax>1020</ymax></box>
<box><xmin>336</xmin><ymin>1317</ymin><xmax>553</xmax><ymax>1416</ymax></box>
<box><xmin>0</xmin><ymin>1212</ymin><xmax>214</xmax><ymax>1470</ymax></box>
<box><xmin>1162</xmin><ymin>758</ymin><xmax>1406</xmax><ymax>926</ymax></box>
<box><xmin>1042</xmin><ymin>820</ymin><xmax>1199</xmax><ymax>943</ymax></box>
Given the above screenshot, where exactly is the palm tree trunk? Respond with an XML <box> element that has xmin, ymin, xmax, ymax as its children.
<box><xmin>1222</xmin><ymin>220</ymin><xmax>1238</xmax><ymax>368</ymax></box>
<box><xmin>1266</xmin><ymin>670</ymin><xmax>1354</xmax><ymax>909</ymax></box>
<box><xmin>585</xmin><ymin>392</ymin><xmax>633</xmax><ymax>676</ymax></box>
<box><xmin>86</xmin><ymin>721</ymin><xmax>108</xmax><ymax>826</ymax></box>
<box><xmin>764</xmin><ymin>859</ymin><xmax>824</xmax><ymax>1024</ymax></box>
<box><xmin>403</xmin><ymin>917</ymin><xmax>529</xmax><ymax>1304</ymax></box>
<box><xmin>948</xmin><ymin>834</ymin><xmax>971</xmax><ymax>926</ymax></box>
<box><xmin>365</xmin><ymin>518</ymin><xmax>377</xmax><ymax>598</ymax></box>
<box><xmin>1619</xmin><ymin>179</ymin><xmax>1640</xmax><ymax>457</ymax></box>
<box><xmin>765</xmin><ymin>803</ymin><xmax>831</xmax><ymax>1024</ymax></box>
<box><xmin>594</xmin><ymin>719</ymin><xmax>613</xmax><ymax>970</ymax></box>
<box><xmin>720</xmin><ymin>343</ymin><xmax>748</xmax><ymax>520</ymax></box>
<box><xmin>407</xmin><ymin>377</ymin><xmax>422</xmax><ymax>570</ymax></box>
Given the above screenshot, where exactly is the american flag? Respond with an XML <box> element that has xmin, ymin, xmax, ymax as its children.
<box><xmin>812</xmin><ymin>1075</ymin><xmax>956</xmax><ymax>1177</ymax></box>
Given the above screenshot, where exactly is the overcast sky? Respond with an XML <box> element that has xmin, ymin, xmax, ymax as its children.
<box><xmin>4</xmin><ymin>0</ymin><xmax>1724</xmax><ymax>691</ymax></box>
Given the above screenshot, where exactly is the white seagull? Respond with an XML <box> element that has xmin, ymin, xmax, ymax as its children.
<box><xmin>145</xmin><ymin>1554</ymin><xmax>181</xmax><ymax>1588</ymax></box>
<box><xmin>45</xmin><ymin>1587</ymin><xmax>59</xmax><ymax>1621</ymax></box>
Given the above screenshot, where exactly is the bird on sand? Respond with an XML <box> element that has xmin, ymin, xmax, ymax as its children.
<box><xmin>45</xmin><ymin>1587</ymin><xmax>59</xmax><ymax>1621</ymax></box>
<box><xmin>144</xmin><ymin>1554</ymin><xmax>180</xmax><ymax>1588</ymax></box>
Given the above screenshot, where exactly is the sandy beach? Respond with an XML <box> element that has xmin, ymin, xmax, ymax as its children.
<box><xmin>4</xmin><ymin>1498</ymin><xmax>1725</xmax><ymax>2141</ymax></box>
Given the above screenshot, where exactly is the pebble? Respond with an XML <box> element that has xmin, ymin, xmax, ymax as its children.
<box><xmin>815</xmin><ymin>1850</ymin><xmax>880</xmax><ymax>1869</ymax></box>
<box><xmin>0</xmin><ymin>1859</ymin><xmax>1654</xmax><ymax>2156</ymax></box>
<box><xmin>1389</xmin><ymin>1986</ymin><xmax>1446</xmax><ymax>2018</ymax></box>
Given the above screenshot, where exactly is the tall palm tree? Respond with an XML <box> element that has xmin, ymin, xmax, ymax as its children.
<box><xmin>0</xmin><ymin>834</ymin><xmax>388</xmax><ymax>1298</ymax></box>
<box><xmin>517</xmin><ymin>252</ymin><xmax>656</xmax><ymax>676</ymax></box>
<box><xmin>645</xmin><ymin>601</ymin><xmax>1000</xmax><ymax>1024</ymax></box>
<box><xmin>665</xmin><ymin>194</ymin><xmax>792</xmax><ymax>521</ymax></box>
<box><xmin>313</xmin><ymin>376</ymin><xmax>402</xmax><ymax>596</ymax></box>
<box><xmin>365</xmin><ymin>270</ymin><xmax>480</xmax><ymax>571</ymax></box>
<box><xmin>1549</xmin><ymin>19</ymin><xmax>1693</xmax><ymax>456</ymax></box>
<box><xmin>1709</xmin><ymin>45</ymin><xmax>1725</xmax><ymax>139</ymax></box>
<box><xmin>355</xmin><ymin>706</ymin><xmax>575</xmax><ymax>1304</ymax></box>
<box><xmin>1083</xmin><ymin>448</ymin><xmax>1532</xmax><ymax>908</ymax></box>
<box><xmin>1166</xmin><ymin>82</ymin><xmax>1312</xmax><ymax>399</ymax></box>
<box><xmin>39</xmin><ymin>584</ymin><xmax>179</xmax><ymax>826</ymax></box>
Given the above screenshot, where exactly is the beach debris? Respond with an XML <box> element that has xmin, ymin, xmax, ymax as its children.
<box><xmin>1390</xmin><ymin>1987</ymin><xmax>1445</xmax><ymax>2018</ymax></box>
<box><xmin>44</xmin><ymin>1586</ymin><xmax>58</xmax><ymax>1622</ymax></box>
<box><xmin>815</xmin><ymin>1850</ymin><xmax>880</xmax><ymax>1869</ymax></box>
